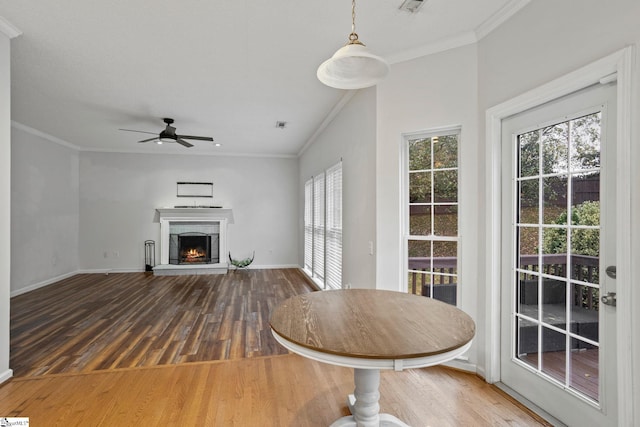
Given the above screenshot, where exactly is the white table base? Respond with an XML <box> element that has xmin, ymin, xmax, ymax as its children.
<box><xmin>329</xmin><ymin>369</ymin><xmax>410</xmax><ymax>427</ymax></box>
<box><xmin>271</xmin><ymin>330</ymin><xmax>472</xmax><ymax>427</ymax></box>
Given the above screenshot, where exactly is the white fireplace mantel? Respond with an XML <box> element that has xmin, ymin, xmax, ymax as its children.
<box><xmin>155</xmin><ymin>208</ymin><xmax>233</xmax><ymax>275</ymax></box>
<box><xmin>156</xmin><ymin>207</ymin><xmax>234</xmax><ymax>224</ymax></box>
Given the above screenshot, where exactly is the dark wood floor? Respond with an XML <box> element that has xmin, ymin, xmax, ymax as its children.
<box><xmin>11</xmin><ymin>269</ymin><xmax>315</xmax><ymax>377</ymax></box>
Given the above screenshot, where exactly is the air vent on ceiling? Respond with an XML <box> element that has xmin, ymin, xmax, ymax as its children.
<box><xmin>399</xmin><ymin>0</ymin><xmax>426</xmax><ymax>13</ymax></box>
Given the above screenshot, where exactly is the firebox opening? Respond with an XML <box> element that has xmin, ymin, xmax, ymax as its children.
<box><xmin>169</xmin><ymin>231</ymin><xmax>220</xmax><ymax>265</ymax></box>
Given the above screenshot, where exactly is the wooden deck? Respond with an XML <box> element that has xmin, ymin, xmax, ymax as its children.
<box><xmin>521</xmin><ymin>348</ymin><xmax>599</xmax><ymax>401</ymax></box>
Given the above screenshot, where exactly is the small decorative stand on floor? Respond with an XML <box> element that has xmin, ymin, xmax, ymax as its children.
<box><xmin>144</xmin><ymin>240</ymin><xmax>155</xmax><ymax>273</ymax></box>
<box><xmin>229</xmin><ymin>251</ymin><xmax>255</xmax><ymax>270</ymax></box>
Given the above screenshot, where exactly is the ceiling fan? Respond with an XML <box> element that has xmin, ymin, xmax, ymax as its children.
<box><xmin>119</xmin><ymin>118</ymin><xmax>213</xmax><ymax>148</ymax></box>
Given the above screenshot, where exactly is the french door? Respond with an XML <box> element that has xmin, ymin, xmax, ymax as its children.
<box><xmin>500</xmin><ymin>82</ymin><xmax>617</xmax><ymax>426</ymax></box>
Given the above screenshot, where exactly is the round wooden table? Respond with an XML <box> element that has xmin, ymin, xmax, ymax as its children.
<box><xmin>270</xmin><ymin>289</ymin><xmax>476</xmax><ymax>427</ymax></box>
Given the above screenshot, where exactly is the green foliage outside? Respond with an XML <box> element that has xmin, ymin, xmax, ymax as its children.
<box><xmin>409</xmin><ymin>135</ymin><xmax>458</xmax><ymax>203</ymax></box>
<box><xmin>542</xmin><ymin>201</ymin><xmax>600</xmax><ymax>256</ymax></box>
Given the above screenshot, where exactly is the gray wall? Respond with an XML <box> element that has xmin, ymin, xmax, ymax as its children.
<box><xmin>0</xmin><ymin>31</ymin><xmax>12</xmax><ymax>383</ymax></box>
<box><xmin>299</xmin><ymin>88</ymin><xmax>377</xmax><ymax>290</ymax></box>
<box><xmin>79</xmin><ymin>152</ymin><xmax>299</xmax><ymax>271</ymax></box>
<box><xmin>475</xmin><ymin>0</ymin><xmax>640</xmax><ymax>380</ymax></box>
<box><xmin>11</xmin><ymin>126</ymin><xmax>79</xmax><ymax>294</ymax></box>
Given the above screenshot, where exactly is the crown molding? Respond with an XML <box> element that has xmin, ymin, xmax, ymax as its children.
<box><xmin>298</xmin><ymin>90</ymin><xmax>357</xmax><ymax>157</ymax></box>
<box><xmin>80</xmin><ymin>146</ymin><xmax>297</xmax><ymax>159</ymax></box>
<box><xmin>385</xmin><ymin>31</ymin><xmax>478</xmax><ymax>65</ymax></box>
<box><xmin>475</xmin><ymin>0</ymin><xmax>531</xmax><ymax>41</ymax></box>
<box><xmin>12</xmin><ymin>121</ymin><xmax>82</xmax><ymax>151</ymax></box>
<box><xmin>0</xmin><ymin>16</ymin><xmax>22</xmax><ymax>39</ymax></box>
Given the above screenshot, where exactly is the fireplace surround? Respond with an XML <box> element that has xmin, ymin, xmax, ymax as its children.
<box><xmin>155</xmin><ymin>208</ymin><xmax>233</xmax><ymax>275</ymax></box>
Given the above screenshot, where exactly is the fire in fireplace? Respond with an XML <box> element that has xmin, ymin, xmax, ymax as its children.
<box><xmin>169</xmin><ymin>232</ymin><xmax>220</xmax><ymax>265</ymax></box>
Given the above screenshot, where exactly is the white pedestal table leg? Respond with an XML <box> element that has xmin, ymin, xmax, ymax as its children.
<box><xmin>330</xmin><ymin>368</ymin><xmax>410</xmax><ymax>427</ymax></box>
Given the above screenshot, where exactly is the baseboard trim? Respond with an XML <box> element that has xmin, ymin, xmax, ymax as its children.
<box><xmin>11</xmin><ymin>266</ymin><xmax>305</xmax><ymax>297</ymax></box>
<box><xmin>443</xmin><ymin>358</ymin><xmax>477</xmax><ymax>373</ymax></box>
<box><xmin>76</xmin><ymin>268</ymin><xmax>145</xmax><ymax>275</ymax></box>
<box><xmin>10</xmin><ymin>271</ymin><xmax>77</xmax><ymax>297</ymax></box>
<box><xmin>494</xmin><ymin>382</ymin><xmax>567</xmax><ymax>427</ymax></box>
<box><xmin>0</xmin><ymin>368</ymin><xmax>13</xmax><ymax>384</ymax></box>
<box><xmin>240</xmin><ymin>264</ymin><xmax>300</xmax><ymax>270</ymax></box>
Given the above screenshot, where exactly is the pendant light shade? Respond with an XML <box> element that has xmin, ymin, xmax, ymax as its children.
<box><xmin>317</xmin><ymin>42</ymin><xmax>389</xmax><ymax>90</ymax></box>
<box><xmin>317</xmin><ymin>0</ymin><xmax>389</xmax><ymax>90</ymax></box>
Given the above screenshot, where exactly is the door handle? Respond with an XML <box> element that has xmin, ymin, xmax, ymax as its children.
<box><xmin>605</xmin><ymin>265</ymin><xmax>616</xmax><ymax>279</ymax></box>
<box><xmin>601</xmin><ymin>292</ymin><xmax>617</xmax><ymax>307</ymax></box>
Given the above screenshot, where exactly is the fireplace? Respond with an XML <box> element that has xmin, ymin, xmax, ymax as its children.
<box><xmin>169</xmin><ymin>232</ymin><xmax>220</xmax><ymax>264</ymax></box>
<box><xmin>167</xmin><ymin>221</ymin><xmax>220</xmax><ymax>265</ymax></box>
<box><xmin>156</xmin><ymin>208</ymin><xmax>233</xmax><ymax>276</ymax></box>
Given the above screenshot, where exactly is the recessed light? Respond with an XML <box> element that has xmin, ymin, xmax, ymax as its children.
<box><xmin>214</xmin><ymin>143</ymin><xmax>221</xmax><ymax>147</ymax></box>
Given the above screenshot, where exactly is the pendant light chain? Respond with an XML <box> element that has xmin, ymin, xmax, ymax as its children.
<box><xmin>348</xmin><ymin>0</ymin><xmax>362</xmax><ymax>45</ymax></box>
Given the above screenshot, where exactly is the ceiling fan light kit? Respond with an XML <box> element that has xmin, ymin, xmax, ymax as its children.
<box><xmin>317</xmin><ymin>0</ymin><xmax>389</xmax><ymax>90</ymax></box>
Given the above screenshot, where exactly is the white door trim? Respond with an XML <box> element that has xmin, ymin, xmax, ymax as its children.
<box><xmin>484</xmin><ymin>46</ymin><xmax>636</xmax><ymax>425</ymax></box>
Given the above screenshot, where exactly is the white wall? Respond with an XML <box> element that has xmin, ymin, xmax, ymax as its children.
<box><xmin>299</xmin><ymin>88</ymin><xmax>377</xmax><ymax>289</ymax></box>
<box><xmin>477</xmin><ymin>0</ymin><xmax>640</xmax><ymax>421</ymax></box>
<box><xmin>376</xmin><ymin>44</ymin><xmax>479</xmax><ymax>363</ymax></box>
<box><xmin>0</xmin><ymin>31</ymin><xmax>12</xmax><ymax>383</ymax></box>
<box><xmin>476</xmin><ymin>0</ymin><xmax>640</xmax><ymax>385</ymax></box>
<box><xmin>79</xmin><ymin>152</ymin><xmax>299</xmax><ymax>271</ymax></box>
<box><xmin>11</xmin><ymin>126</ymin><xmax>79</xmax><ymax>294</ymax></box>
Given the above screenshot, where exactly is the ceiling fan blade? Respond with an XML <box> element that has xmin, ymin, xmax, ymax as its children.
<box><xmin>176</xmin><ymin>138</ymin><xmax>194</xmax><ymax>148</ymax></box>
<box><xmin>119</xmin><ymin>128</ymin><xmax>158</xmax><ymax>135</ymax></box>
<box><xmin>178</xmin><ymin>135</ymin><xmax>214</xmax><ymax>141</ymax></box>
<box><xmin>138</xmin><ymin>137</ymin><xmax>158</xmax><ymax>143</ymax></box>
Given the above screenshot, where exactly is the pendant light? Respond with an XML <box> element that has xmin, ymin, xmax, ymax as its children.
<box><xmin>317</xmin><ymin>0</ymin><xmax>389</xmax><ymax>90</ymax></box>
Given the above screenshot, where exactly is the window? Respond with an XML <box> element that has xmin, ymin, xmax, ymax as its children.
<box><xmin>304</xmin><ymin>162</ymin><xmax>342</xmax><ymax>289</ymax></box>
<box><xmin>404</xmin><ymin>129</ymin><xmax>460</xmax><ymax>305</ymax></box>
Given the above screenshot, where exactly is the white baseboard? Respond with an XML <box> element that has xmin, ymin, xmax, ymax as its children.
<box><xmin>242</xmin><ymin>264</ymin><xmax>300</xmax><ymax>270</ymax></box>
<box><xmin>0</xmin><ymin>368</ymin><xmax>13</xmax><ymax>384</ymax></box>
<box><xmin>10</xmin><ymin>265</ymin><xmax>303</xmax><ymax>297</ymax></box>
<box><xmin>10</xmin><ymin>271</ymin><xmax>77</xmax><ymax>297</ymax></box>
<box><xmin>443</xmin><ymin>358</ymin><xmax>477</xmax><ymax>373</ymax></box>
<box><xmin>76</xmin><ymin>268</ymin><xmax>145</xmax><ymax>274</ymax></box>
<box><xmin>494</xmin><ymin>382</ymin><xmax>567</xmax><ymax>427</ymax></box>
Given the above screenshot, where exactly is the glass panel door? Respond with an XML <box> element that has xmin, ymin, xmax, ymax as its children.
<box><xmin>500</xmin><ymin>83</ymin><xmax>617</xmax><ymax>426</ymax></box>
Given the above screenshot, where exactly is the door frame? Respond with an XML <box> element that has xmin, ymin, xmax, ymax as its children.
<box><xmin>483</xmin><ymin>46</ymin><xmax>636</xmax><ymax>424</ymax></box>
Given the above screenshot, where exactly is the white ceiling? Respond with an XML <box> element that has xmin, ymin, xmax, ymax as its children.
<box><xmin>0</xmin><ymin>0</ymin><xmax>526</xmax><ymax>157</ymax></box>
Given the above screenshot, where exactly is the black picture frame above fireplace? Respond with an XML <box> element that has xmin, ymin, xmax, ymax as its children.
<box><xmin>176</xmin><ymin>182</ymin><xmax>213</xmax><ymax>198</ymax></box>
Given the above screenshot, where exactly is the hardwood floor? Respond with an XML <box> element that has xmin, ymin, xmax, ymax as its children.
<box><xmin>4</xmin><ymin>269</ymin><xmax>550</xmax><ymax>426</ymax></box>
<box><xmin>11</xmin><ymin>269</ymin><xmax>314</xmax><ymax>377</ymax></box>
<box><xmin>0</xmin><ymin>355</ymin><xmax>549</xmax><ymax>426</ymax></box>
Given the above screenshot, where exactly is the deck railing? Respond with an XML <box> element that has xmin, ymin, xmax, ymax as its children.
<box><xmin>408</xmin><ymin>254</ymin><xmax>599</xmax><ymax>310</ymax></box>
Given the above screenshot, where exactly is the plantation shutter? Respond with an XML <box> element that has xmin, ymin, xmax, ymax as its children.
<box><xmin>312</xmin><ymin>173</ymin><xmax>325</xmax><ymax>282</ymax></box>
<box><xmin>325</xmin><ymin>162</ymin><xmax>342</xmax><ymax>289</ymax></box>
<box><xmin>304</xmin><ymin>179</ymin><xmax>313</xmax><ymax>271</ymax></box>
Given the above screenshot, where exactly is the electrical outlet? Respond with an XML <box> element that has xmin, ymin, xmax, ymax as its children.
<box><xmin>368</xmin><ymin>241</ymin><xmax>374</xmax><ymax>255</ymax></box>
<box><xmin>343</xmin><ymin>283</ymin><xmax>352</xmax><ymax>289</ymax></box>
<box><xmin>113</xmin><ymin>251</ymin><xmax>120</xmax><ymax>258</ymax></box>
<box><xmin>103</xmin><ymin>251</ymin><xmax>109</xmax><ymax>258</ymax></box>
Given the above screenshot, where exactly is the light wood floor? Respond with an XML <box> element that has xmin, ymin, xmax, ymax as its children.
<box><xmin>4</xmin><ymin>270</ymin><xmax>550</xmax><ymax>426</ymax></box>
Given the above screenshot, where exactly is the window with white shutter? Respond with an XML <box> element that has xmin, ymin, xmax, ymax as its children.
<box><xmin>325</xmin><ymin>162</ymin><xmax>342</xmax><ymax>289</ymax></box>
<box><xmin>303</xmin><ymin>161</ymin><xmax>342</xmax><ymax>289</ymax></box>
<box><xmin>312</xmin><ymin>173</ymin><xmax>325</xmax><ymax>282</ymax></box>
<box><xmin>304</xmin><ymin>179</ymin><xmax>313</xmax><ymax>271</ymax></box>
